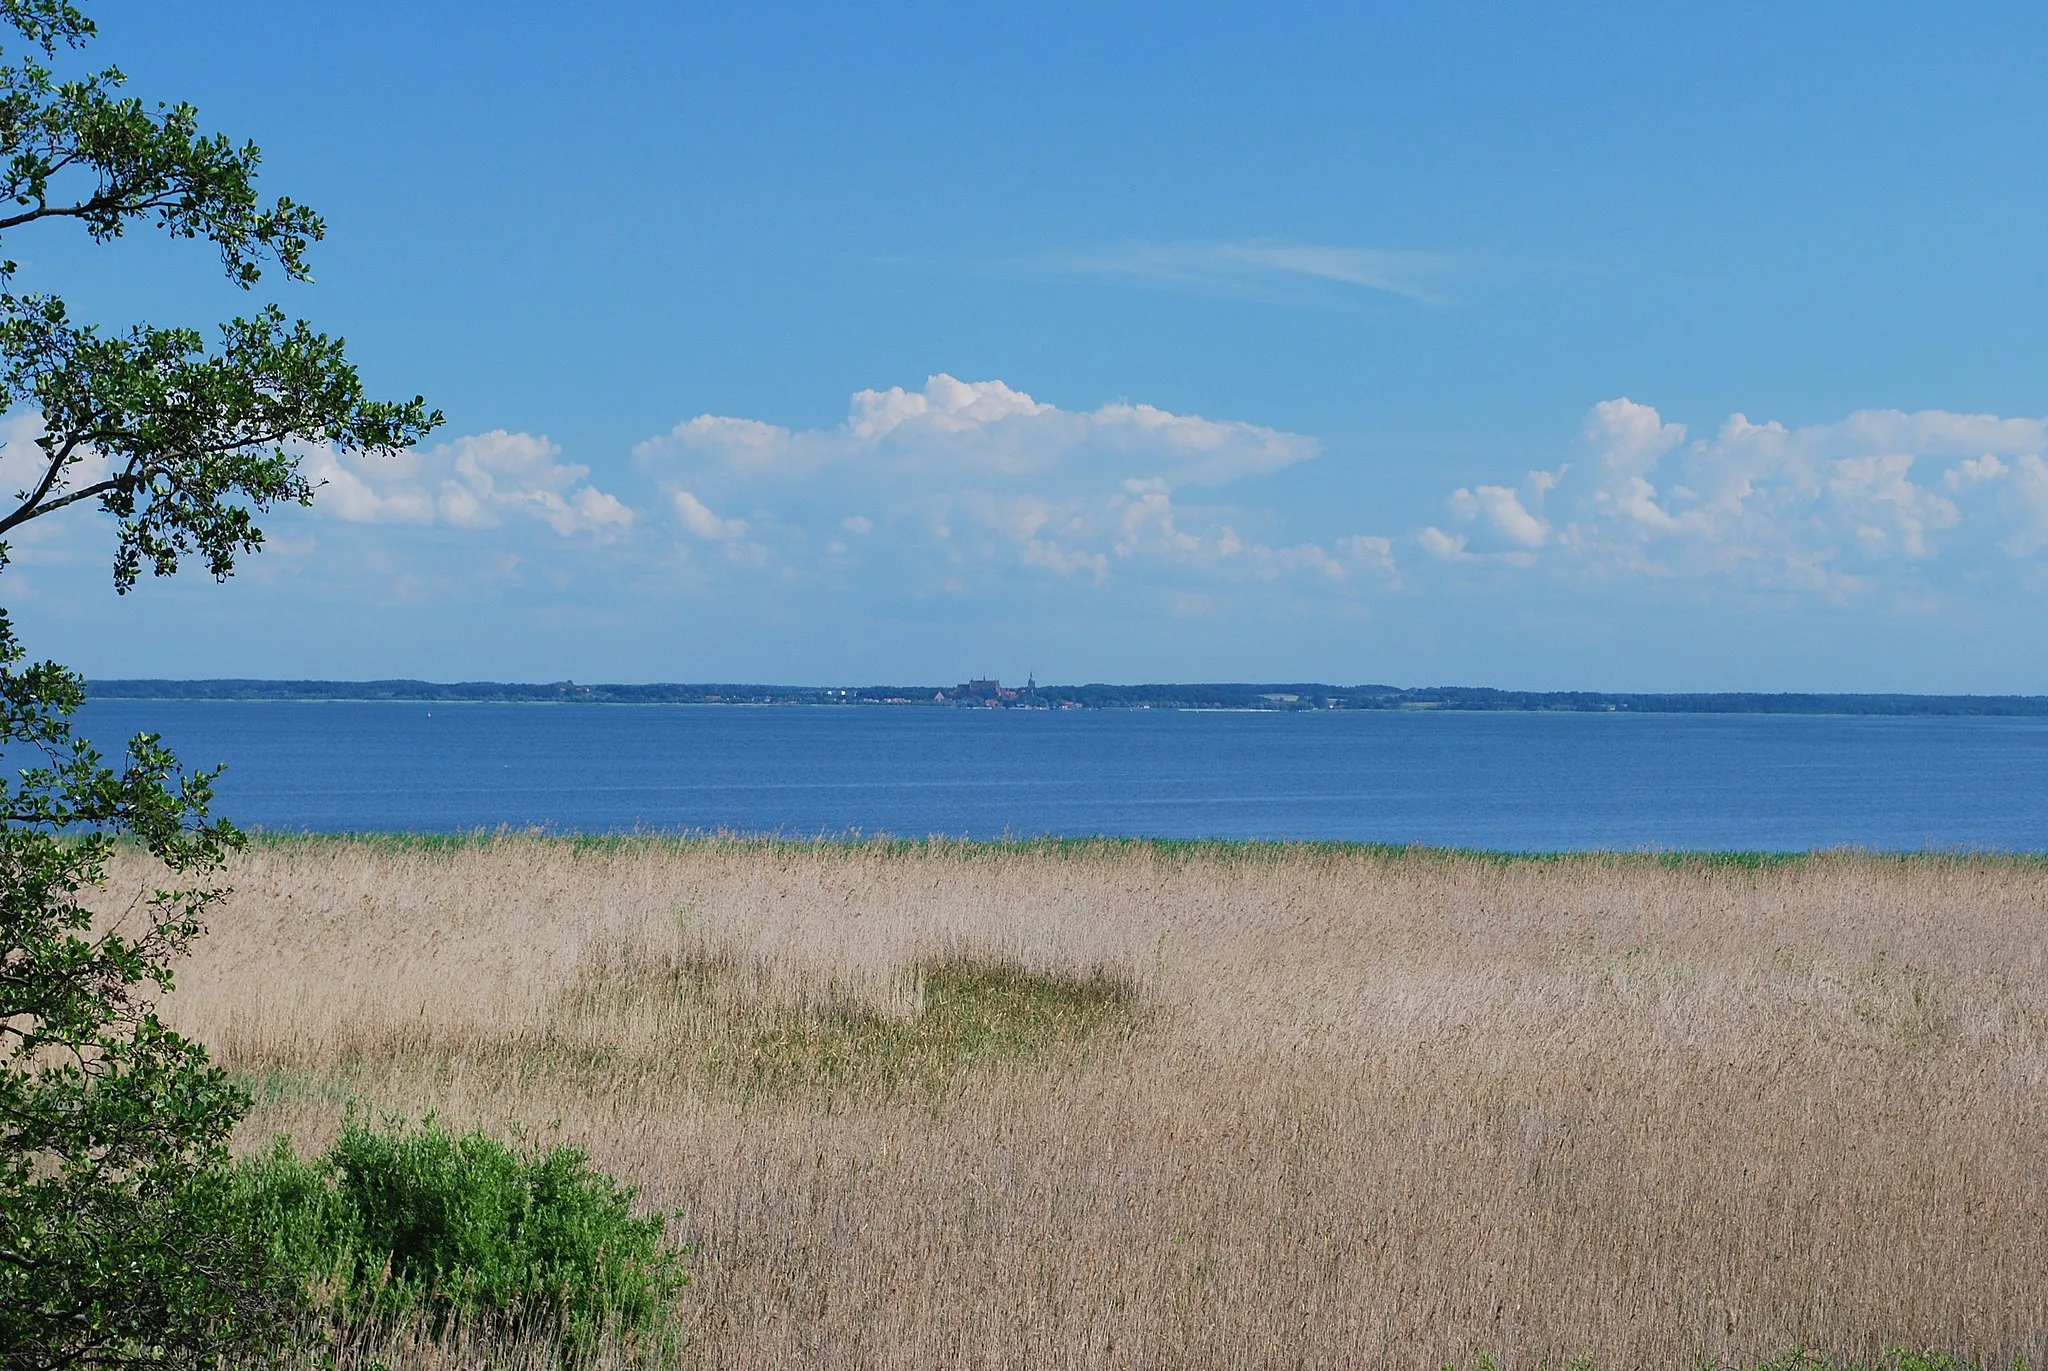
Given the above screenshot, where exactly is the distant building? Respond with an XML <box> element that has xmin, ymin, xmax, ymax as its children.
<box><xmin>961</xmin><ymin>678</ymin><xmax>1001</xmax><ymax>699</ymax></box>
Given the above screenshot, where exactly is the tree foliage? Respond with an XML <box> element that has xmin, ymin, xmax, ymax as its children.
<box><xmin>0</xmin><ymin>0</ymin><xmax>436</xmax><ymax>584</ymax></box>
<box><xmin>0</xmin><ymin>2</ymin><xmax>440</xmax><ymax>1366</ymax></box>
<box><xmin>0</xmin><ymin>624</ymin><xmax>290</xmax><ymax>1371</ymax></box>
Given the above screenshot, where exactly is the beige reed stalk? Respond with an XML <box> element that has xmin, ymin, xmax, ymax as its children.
<box><xmin>127</xmin><ymin>837</ymin><xmax>2048</xmax><ymax>1369</ymax></box>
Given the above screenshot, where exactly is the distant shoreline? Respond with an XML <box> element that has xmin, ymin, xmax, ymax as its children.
<box><xmin>83</xmin><ymin>678</ymin><xmax>2048</xmax><ymax>717</ymax></box>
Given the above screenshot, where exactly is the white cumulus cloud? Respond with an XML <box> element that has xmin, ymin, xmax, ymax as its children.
<box><xmin>1423</xmin><ymin>398</ymin><xmax>2048</xmax><ymax>592</ymax></box>
<box><xmin>306</xmin><ymin>431</ymin><xmax>633</xmax><ymax>539</ymax></box>
<box><xmin>672</xmin><ymin>489</ymin><xmax>748</xmax><ymax>541</ymax></box>
<box><xmin>633</xmin><ymin>374</ymin><xmax>1378</xmax><ymax>594</ymax></box>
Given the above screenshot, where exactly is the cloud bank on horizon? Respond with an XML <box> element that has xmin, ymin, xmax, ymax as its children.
<box><xmin>251</xmin><ymin>374</ymin><xmax>1383</xmax><ymax>601</ymax></box>
<box><xmin>1421</xmin><ymin>400</ymin><xmax>2048</xmax><ymax>593</ymax></box>
<box><xmin>11</xmin><ymin>376</ymin><xmax>2048</xmax><ymax>681</ymax></box>
<box><xmin>275</xmin><ymin>377</ymin><xmax>2048</xmax><ymax>606</ymax></box>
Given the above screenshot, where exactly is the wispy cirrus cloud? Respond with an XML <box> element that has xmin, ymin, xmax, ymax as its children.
<box><xmin>1017</xmin><ymin>238</ymin><xmax>1468</xmax><ymax>306</ymax></box>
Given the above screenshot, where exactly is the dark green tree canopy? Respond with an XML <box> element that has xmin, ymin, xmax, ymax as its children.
<box><xmin>0</xmin><ymin>0</ymin><xmax>439</xmax><ymax>588</ymax></box>
<box><xmin>0</xmin><ymin>3</ymin><xmax>440</xmax><ymax>1366</ymax></box>
<box><xmin>0</xmin><ymin>0</ymin><xmax>315</xmax><ymax>280</ymax></box>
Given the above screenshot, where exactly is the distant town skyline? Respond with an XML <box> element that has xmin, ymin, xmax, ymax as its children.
<box><xmin>82</xmin><ymin>677</ymin><xmax>2048</xmax><ymax>719</ymax></box>
<box><xmin>14</xmin><ymin>2</ymin><xmax>2048</xmax><ymax>692</ymax></box>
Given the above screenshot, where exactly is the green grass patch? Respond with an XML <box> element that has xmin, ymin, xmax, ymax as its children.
<box><xmin>557</xmin><ymin>951</ymin><xmax>1143</xmax><ymax>1096</ymax></box>
<box><xmin>706</xmin><ymin>959</ymin><xmax>1141</xmax><ymax>1094</ymax></box>
<box><xmin>236</xmin><ymin>1065</ymin><xmax>349</xmax><ymax>1110</ymax></box>
<box><xmin>258</xmin><ymin>954</ymin><xmax>1148</xmax><ymax>1102</ymax></box>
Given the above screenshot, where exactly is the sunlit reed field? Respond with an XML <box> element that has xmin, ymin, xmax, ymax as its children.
<box><xmin>120</xmin><ymin>836</ymin><xmax>2048</xmax><ymax>1369</ymax></box>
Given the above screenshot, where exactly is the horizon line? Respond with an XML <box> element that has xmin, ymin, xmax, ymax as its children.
<box><xmin>79</xmin><ymin>677</ymin><xmax>2048</xmax><ymax>703</ymax></box>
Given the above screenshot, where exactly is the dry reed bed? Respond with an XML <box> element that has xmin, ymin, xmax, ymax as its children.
<box><xmin>119</xmin><ymin>837</ymin><xmax>2048</xmax><ymax>1369</ymax></box>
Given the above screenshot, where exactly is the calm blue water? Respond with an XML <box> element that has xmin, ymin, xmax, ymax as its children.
<box><xmin>58</xmin><ymin>701</ymin><xmax>2048</xmax><ymax>851</ymax></box>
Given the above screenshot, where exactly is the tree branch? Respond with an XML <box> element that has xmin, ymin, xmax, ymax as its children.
<box><xmin>0</xmin><ymin>430</ymin><xmax>86</xmax><ymax>534</ymax></box>
<box><xmin>0</xmin><ymin>472</ymin><xmax>124</xmax><ymax>529</ymax></box>
<box><xmin>0</xmin><ymin>189</ymin><xmax>185</xmax><ymax>234</ymax></box>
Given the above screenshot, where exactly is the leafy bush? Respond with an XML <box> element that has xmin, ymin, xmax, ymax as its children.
<box><xmin>235</xmin><ymin>1114</ymin><xmax>685</xmax><ymax>1350</ymax></box>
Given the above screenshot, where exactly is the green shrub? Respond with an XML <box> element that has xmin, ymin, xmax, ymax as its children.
<box><xmin>235</xmin><ymin>1113</ymin><xmax>685</xmax><ymax>1350</ymax></box>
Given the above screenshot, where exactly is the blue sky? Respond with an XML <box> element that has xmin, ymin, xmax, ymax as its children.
<box><xmin>12</xmin><ymin>1</ymin><xmax>2048</xmax><ymax>689</ymax></box>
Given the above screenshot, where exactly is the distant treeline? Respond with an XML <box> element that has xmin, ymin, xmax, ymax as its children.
<box><xmin>84</xmin><ymin>678</ymin><xmax>2048</xmax><ymax>716</ymax></box>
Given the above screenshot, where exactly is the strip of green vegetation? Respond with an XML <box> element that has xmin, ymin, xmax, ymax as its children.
<box><xmin>1445</xmin><ymin>1353</ymin><xmax>2012</xmax><ymax>1371</ymax></box>
<box><xmin>241</xmin><ymin>828</ymin><xmax>2048</xmax><ymax>869</ymax></box>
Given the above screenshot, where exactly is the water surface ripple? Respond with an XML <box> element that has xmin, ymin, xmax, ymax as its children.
<box><xmin>71</xmin><ymin>701</ymin><xmax>2048</xmax><ymax>851</ymax></box>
